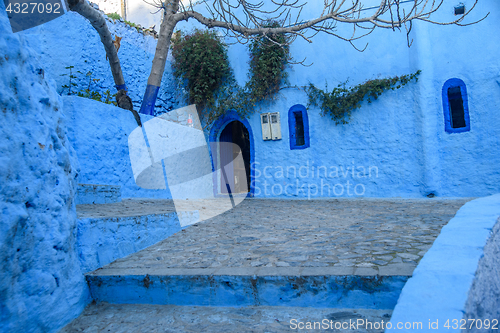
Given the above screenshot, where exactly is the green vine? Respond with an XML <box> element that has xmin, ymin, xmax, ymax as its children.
<box><xmin>171</xmin><ymin>29</ymin><xmax>230</xmax><ymax>114</ymax></box>
<box><xmin>246</xmin><ymin>21</ymin><xmax>290</xmax><ymax>105</ymax></box>
<box><xmin>106</xmin><ymin>13</ymin><xmax>142</xmax><ymax>32</ymax></box>
<box><xmin>306</xmin><ymin>70</ymin><xmax>421</xmax><ymax>124</ymax></box>
<box><xmin>171</xmin><ymin>25</ymin><xmax>417</xmax><ymax>127</ymax></box>
<box><xmin>171</xmin><ymin>23</ymin><xmax>290</xmax><ymax>125</ymax></box>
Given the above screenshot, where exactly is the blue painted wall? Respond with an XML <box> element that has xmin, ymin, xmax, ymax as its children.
<box><xmin>19</xmin><ymin>11</ymin><xmax>179</xmax><ymax>115</ymax></box>
<box><xmin>0</xmin><ymin>5</ymin><xmax>89</xmax><ymax>332</ymax></box>
<box><xmin>14</xmin><ymin>0</ymin><xmax>500</xmax><ymax>199</ymax></box>
<box><xmin>197</xmin><ymin>0</ymin><xmax>500</xmax><ymax>198</ymax></box>
<box><xmin>63</xmin><ymin>96</ymin><xmax>173</xmax><ymax>199</ymax></box>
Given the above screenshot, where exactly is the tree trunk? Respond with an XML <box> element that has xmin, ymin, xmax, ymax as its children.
<box><xmin>139</xmin><ymin>1</ymin><xmax>179</xmax><ymax>115</ymax></box>
<box><xmin>67</xmin><ymin>0</ymin><xmax>126</xmax><ymax>91</ymax></box>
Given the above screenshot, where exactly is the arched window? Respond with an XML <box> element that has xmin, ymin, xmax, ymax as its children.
<box><xmin>442</xmin><ymin>78</ymin><xmax>470</xmax><ymax>133</ymax></box>
<box><xmin>288</xmin><ymin>104</ymin><xmax>310</xmax><ymax>150</ymax></box>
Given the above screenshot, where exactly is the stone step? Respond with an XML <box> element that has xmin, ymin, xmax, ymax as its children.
<box><xmin>76</xmin><ymin>183</ymin><xmax>122</xmax><ymax>205</ymax></box>
<box><xmin>75</xmin><ymin>199</ymin><xmax>199</xmax><ymax>273</ymax></box>
<box><xmin>60</xmin><ymin>302</ymin><xmax>393</xmax><ymax>333</ymax></box>
<box><xmin>85</xmin><ymin>265</ymin><xmax>413</xmax><ymax>309</ymax></box>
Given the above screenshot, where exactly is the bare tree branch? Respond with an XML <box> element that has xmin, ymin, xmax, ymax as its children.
<box><xmin>105</xmin><ymin>0</ymin><xmax>488</xmax><ymax>116</ymax></box>
<box><xmin>171</xmin><ymin>0</ymin><xmax>486</xmax><ymax>45</ymax></box>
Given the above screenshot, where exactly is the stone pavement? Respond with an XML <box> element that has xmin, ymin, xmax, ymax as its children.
<box><xmin>71</xmin><ymin>198</ymin><xmax>472</xmax><ymax>332</ymax></box>
<box><xmin>92</xmin><ymin>198</ymin><xmax>472</xmax><ymax>275</ymax></box>
<box><xmin>61</xmin><ymin>302</ymin><xmax>393</xmax><ymax>333</ymax></box>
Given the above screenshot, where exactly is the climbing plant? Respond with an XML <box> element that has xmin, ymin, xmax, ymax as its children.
<box><xmin>306</xmin><ymin>70</ymin><xmax>421</xmax><ymax>124</ymax></box>
<box><xmin>171</xmin><ymin>23</ymin><xmax>290</xmax><ymax>125</ymax></box>
<box><xmin>171</xmin><ymin>29</ymin><xmax>231</xmax><ymax>114</ymax></box>
<box><xmin>172</xmin><ymin>26</ymin><xmax>419</xmax><ymax>127</ymax></box>
<box><xmin>246</xmin><ymin>21</ymin><xmax>290</xmax><ymax>104</ymax></box>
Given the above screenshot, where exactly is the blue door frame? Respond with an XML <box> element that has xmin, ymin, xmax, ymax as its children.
<box><xmin>208</xmin><ymin>111</ymin><xmax>255</xmax><ymax>197</ymax></box>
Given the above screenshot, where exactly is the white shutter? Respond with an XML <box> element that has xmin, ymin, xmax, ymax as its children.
<box><xmin>270</xmin><ymin>112</ymin><xmax>281</xmax><ymax>140</ymax></box>
<box><xmin>261</xmin><ymin>113</ymin><xmax>272</xmax><ymax>140</ymax></box>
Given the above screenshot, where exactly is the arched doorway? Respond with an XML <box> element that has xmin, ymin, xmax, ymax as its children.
<box><xmin>219</xmin><ymin>121</ymin><xmax>251</xmax><ymax>194</ymax></box>
<box><xmin>209</xmin><ymin>111</ymin><xmax>254</xmax><ymax>197</ymax></box>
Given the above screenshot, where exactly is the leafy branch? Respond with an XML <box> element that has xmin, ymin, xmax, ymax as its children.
<box><xmin>306</xmin><ymin>70</ymin><xmax>421</xmax><ymax>124</ymax></box>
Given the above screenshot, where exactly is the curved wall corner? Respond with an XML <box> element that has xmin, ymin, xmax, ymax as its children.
<box><xmin>386</xmin><ymin>194</ymin><xmax>500</xmax><ymax>332</ymax></box>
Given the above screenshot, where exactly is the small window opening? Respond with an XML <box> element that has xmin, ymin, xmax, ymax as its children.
<box><xmin>262</xmin><ymin>114</ymin><xmax>268</xmax><ymax>123</ymax></box>
<box><xmin>271</xmin><ymin>114</ymin><xmax>278</xmax><ymax>123</ymax></box>
<box><xmin>294</xmin><ymin>112</ymin><xmax>305</xmax><ymax>146</ymax></box>
<box><xmin>454</xmin><ymin>4</ymin><xmax>465</xmax><ymax>15</ymax></box>
<box><xmin>447</xmin><ymin>86</ymin><xmax>466</xmax><ymax>128</ymax></box>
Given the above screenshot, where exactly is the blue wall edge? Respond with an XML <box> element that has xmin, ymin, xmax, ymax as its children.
<box><xmin>386</xmin><ymin>194</ymin><xmax>500</xmax><ymax>332</ymax></box>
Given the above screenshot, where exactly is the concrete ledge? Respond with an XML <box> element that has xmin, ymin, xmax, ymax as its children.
<box><xmin>386</xmin><ymin>194</ymin><xmax>500</xmax><ymax>332</ymax></box>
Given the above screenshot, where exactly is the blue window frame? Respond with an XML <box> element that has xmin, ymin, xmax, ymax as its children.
<box><xmin>288</xmin><ymin>104</ymin><xmax>310</xmax><ymax>150</ymax></box>
<box><xmin>442</xmin><ymin>78</ymin><xmax>470</xmax><ymax>133</ymax></box>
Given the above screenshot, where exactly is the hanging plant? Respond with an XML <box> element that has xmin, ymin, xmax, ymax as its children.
<box><xmin>306</xmin><ymin>70</ymin><xmax>421</xmax><ymax>124</ymax></box>
<box><xmin>171</xmin><ymin>29</ymin><xmax>231</xmax><ymax>113</ymax></box>
<box><xmin>246</xmin><ymin>21</ymin><xmax>290</xmax><ymax>103</ymax></box>
<box><xmin>171</xmin><ymin>23</ymin><xmax>291</xmax><ymax>125</ymax></box>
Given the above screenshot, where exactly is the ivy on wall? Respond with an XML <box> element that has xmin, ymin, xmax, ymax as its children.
<box><xmin>171</xmin><ymin>26</ymin><xmax>420</xmax><ymax>126</ymax></box>
<box><xmin>171</xmin><ymin>29</ymin><xmax>230</xmax><ymax>114</ymax></box>
<box><xmin>246</xmin><ymin>21</ymin><xmax>290</xmax><ymax>104</ymax></box>
<box><xmin>306</xmin><ymin>70</ymin><xmax>421</xmax><ymax>124</ymax></box>
<box><xmin>171</xmin><ymin>23</ymin><xmax>290</xmax><ymax>125</ymax></box>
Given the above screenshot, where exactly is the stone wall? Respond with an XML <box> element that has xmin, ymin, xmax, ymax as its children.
<box><xmin>0</xmin><ymin>5</ymin><xmax>88</xmax><ymax>332</ymax></box>
<box><xmin>463</xmin><ymin>217</ymin><xmax>500</xmax><ymax>331</ymax></box>
<box><xmin>179</xmin><ymin>0</ymin><xmax>500</xmax><ymax>199</ymax></box>
<box><xmin>15</xmin><ymin>1</ymin><xmax>500</xmax><ymax>199</ymax></box>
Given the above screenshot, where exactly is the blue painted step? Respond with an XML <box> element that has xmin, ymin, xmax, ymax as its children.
<box><xmin>86</xmin><ymin>271</ymin><xmax>409</xmax><ymax>309</ymax></box>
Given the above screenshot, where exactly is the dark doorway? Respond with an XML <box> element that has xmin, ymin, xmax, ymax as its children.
<box><xmin>219</xmin><ymin>121</ymin><xmax>251</xmax><ymax>194</ymax></box>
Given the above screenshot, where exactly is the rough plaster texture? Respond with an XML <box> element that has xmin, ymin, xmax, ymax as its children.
<box><xmin>386</xmin><ymin>194</ymin><xmax>500</xmax><ymax>332</ymax></box>
<box><xmin>76</xmin><ymin>212</ymin><xmax>183</xmax><ymax>273</ymax></box>
<box><xmin>0</xmin><ymin>5</ymin><xmax>88</xmax><ymax>332</ymax></box>
<box><xmin>19</xmin><ymin>10</ymin><xmax>178</xmax><ymax>115</ymax></box>
<box><xmin>63</xmin><ymin>95</ymin><xmax>174</xmax><ymax>199</ymax></box>
<box><xmin>463</xmin><ymin>217</ymin><xmax>500</xmax><ymax>331</ymax></box>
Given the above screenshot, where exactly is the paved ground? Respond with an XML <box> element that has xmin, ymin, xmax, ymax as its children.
<box><xmin>92</xmin><ymin>198</ymin><xmax>472</xmax><ymax>275</ymax></box>
<box><xmin>60</xmin><ymin>303</ymin><xmax>393</xmax><ymax>333</ymax></box>
<box><xmin>72</xmin><ymin>198</ymin><xmax>472</xmax><ymax>332</ymax></box>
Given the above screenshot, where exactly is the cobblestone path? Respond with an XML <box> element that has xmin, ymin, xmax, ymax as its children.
<box><xmin>61</xmin><ymin>302</ymin><xmax>393</xmax><ymax>333</ymax></box>
<box><xmin>72</xmin><ymin>198</ymin><xmax>471</xmax><ymax>332</ymax></box>
<box><xmin>96</xmin><ymin>198</ymin><xmax>471</xmax><ymax>273</ymax></box>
